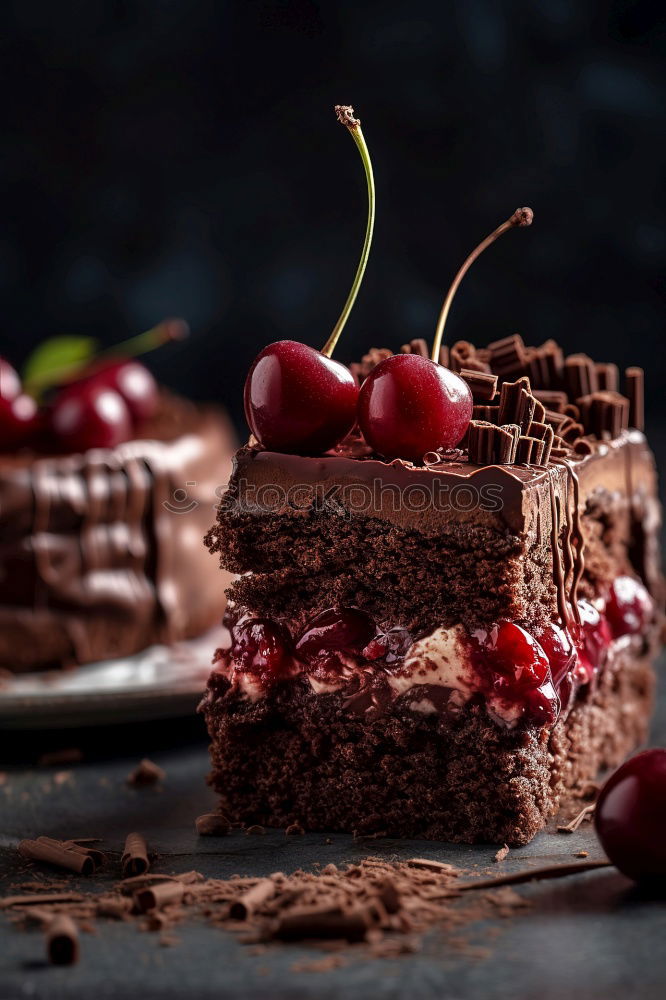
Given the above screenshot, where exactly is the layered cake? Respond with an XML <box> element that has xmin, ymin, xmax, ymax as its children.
<box><xmin>0</xmin><ymin>328</ymin><xmax>236</xmax><ymax>673</ymax></box>
<box><xmin>202</xmin><ymin>335</ymin><xmax>663</xmax><ymax>844</ymax></box>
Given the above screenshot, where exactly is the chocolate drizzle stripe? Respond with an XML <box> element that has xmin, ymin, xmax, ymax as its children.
<box><xmin>548</xmin><ymin>476</ymin><xmax>570</xmax><ymax>625</ymax></box>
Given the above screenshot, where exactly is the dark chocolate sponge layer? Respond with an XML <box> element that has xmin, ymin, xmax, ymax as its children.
<box><xmin>204</xmin><ymin>634</ymin><xmax>657</xmax><ymax>846</ymax></box>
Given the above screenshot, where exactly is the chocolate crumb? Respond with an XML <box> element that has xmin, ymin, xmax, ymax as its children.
<box><xmin>195</xmin><ymin>813</ymin><xmax>230</xmax><ymax>837</ymax></box>
<box><xmin>285</xmin><ymin>822</ymin><xmax>305</xmax><ymax>836</ymax></box>
<box><xmin>37</xmin><ymin>748</ymin><xmax>83</xmax><ymax>767</ymax></box>
<box><xmin>126</xmin><ymin>759</ymin><xmax>165</xmax><ymax>787</ymax></box>
<box><xmin>246</xmin><ymin>825</ymin><xmax>265</xmax><ymax>836</ymax></box>
<box><xmin>494</xmin><ymin>845</ymin><xmax>509</xmax><ymax>863</ymax></box>
<box><xmin>557</xmin><ymin>804</ymin><xmax>595</xmax><ymax>834</ymax></box>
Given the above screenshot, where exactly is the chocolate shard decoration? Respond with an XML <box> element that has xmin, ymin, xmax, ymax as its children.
<box><xmin>527</xmin><ymin>421</ymin><xmax>554</xmax><ymax>465</ymax></box>
<box><xmin>564</xmin><ymin>354</ymin><xmax>598</xmax><ymax>400</ymax></box>
<box><xmin>472</xmin><ymin>405</ymin><xmax>499</xmax><ymax>423</ymax></box>
<box><xmin>487</xmin><ymin>334</ymin><xmax>528</xmax><ymax>378</ymax></box>
<box><xmin>577</xmin><ymin>391</ymin><xmax>629</xmax><ymax>440</ymax></box>
<box><xmin>595</xmin><ymin>362</ymin><xmax>619</xmax><ymax>392</ymax></box>
<box><xmin>559</xmin><ymin>417</ymin><xmax>586</xmax><ymax>444</ymax></box>
<box><xmin>467</xmin><ymin>420</ymin><xmax>519</xmax><ymax>465</ymax></box>
<box><xmin>527</xmin><ymin>339</ymin><xmax>564</xmax><ymax>389</ymax></box>
<box><xmin>497</xmin><ymin>377</ymin><xmax>536</xmax><ymax>433</ymax></box>
<box><xmin>564</xmin><ymin>403</ymin><xmax>580</xmax><ymax>421</ymax></box>
<box><xmin>533</xmin><ymin>389</ymin><xmax>568</xmax><ymax>413</ymax></box>
<box><xmin>625</xmin><ymin>367</ymin><xmax>645</xmax><ymax>431</ymax></box>
<box><xmin>400</xmin><ymin>338</ymin><xmax>429</xmax><ymax>358</ymax></box>
<box><xmin>460</xmin><ymin>369</ymin><xmax>497</xmax><ymax>401</ymax></box>
<box><xmin>449</xmin><ymin>340</ymin><xmax>490</xmax><ymax>374</ymax></box>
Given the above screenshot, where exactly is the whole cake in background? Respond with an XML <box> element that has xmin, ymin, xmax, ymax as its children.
<box><xmin>201</xmin><ymin>106</ymin><xmax>663</xmax><ymax>845</ymax></box>
<box><xmin>0</xmin><ymin>320</ymin><xmax>236</xmax><ymax>674</ymax></box>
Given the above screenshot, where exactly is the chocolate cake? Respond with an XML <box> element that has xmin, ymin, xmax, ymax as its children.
<box><xmin>202</xmin><ymin>335</ymin><xmax>663</xmax><ymax>845</ymax></box>
<box><xmin>0</xmin><ymin>393</ymin><xmax>236</xmax><ymax>673</ymax></box>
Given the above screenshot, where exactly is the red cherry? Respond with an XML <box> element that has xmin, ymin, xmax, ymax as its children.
<box><xmin>89</xmin><ymin>360</ymin><xmax>160</xmax><ymax>423</ymax></box>
<box><xmin>244</xmin><ymin>341</ymin><xmax>358</xmax><ymax>454</ymax></box>
<box><xmin>51</xmin><ymin>381</ymin><xmax>132</xmax><ymax>453</ymax></box>
<box><xmin>574</xmin><ymin>600</ymin><xmax>611</xmax><ymax>681</ymax></box>
<box><xmin>524</xmin><ymin>679</ymin><xmax>559</xmax><ymax>725</ymax></box>
<box><xmin>0</xmin><ymin>357</ymin><xmax>21</xmax><ymax>402</ymax></box>
<box><xmin>357</xmin><ymin>354</ymin><xmax>472</xmax><ymax>462</ymax></box>
<box><xmin>537</xmin><ymin>621</ymin><xmax>577</xmax><ymax>684</ymax></box>
<box><xmin>471</xmin><ymin>620</ymin><xmax>550</xmax><ymax>692</ymax></box>
<box><xmin>0</xmin><ymin>394</ymin><xmax>40</xmax><ymax>450</ymax></box>
<box><xmin>231</xmin><ymin>618</ymin><xmax>292</xmax><ymax>677</ymax></box>
<box><xmin>595</xmin><ymin>748</ymin><xmax>666</xmax><ymax>883</ymax></box>
<box><xmin>362</xmin><ymin>627</ymin><xmax>412</xmax><ymax>664</ymax></box>
<box><xmin>295</xmin><ymin>608</ymin><xmax>376</xmax><ymax>666</ymax></box>
<box><xmin>606</xmin><ymin>576</ymin><xmax>653</xmax><ymax>638</ymax></box>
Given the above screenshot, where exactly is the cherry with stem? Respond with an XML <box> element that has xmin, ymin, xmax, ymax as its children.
<box><xmin>431</xmin><ymin>207</ymin><xmax>533</xmax><ymax>362</ymax></box>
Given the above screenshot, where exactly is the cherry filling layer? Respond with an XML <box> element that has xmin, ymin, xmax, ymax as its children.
<box><xmin>217</xmin><ymin>575</ymin><xmax>653</xmax><ymax>728</ymax></box>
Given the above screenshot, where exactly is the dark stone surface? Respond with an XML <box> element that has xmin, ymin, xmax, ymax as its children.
<box><xmin>1</xmin><ymin>659</ymin><xmax>665</xmax><ymax>999</ymax></box>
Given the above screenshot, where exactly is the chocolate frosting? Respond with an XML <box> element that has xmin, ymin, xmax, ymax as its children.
<box><xmin>0</xmin><ymin>394</ymin><xmax>236</xmax><ymax>672</ymax></box>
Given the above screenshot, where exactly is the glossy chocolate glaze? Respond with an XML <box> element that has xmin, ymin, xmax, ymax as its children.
<box><xmin>0</xmin><ymin>394</ymin><xmax>236</xmax><ymax>672</ymax></box>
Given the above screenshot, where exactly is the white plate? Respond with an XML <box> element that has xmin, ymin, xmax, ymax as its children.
<box><xmin>0</xmin><ymin>626</ymin><xmax>229</xmax><ymax>729</ymax></box>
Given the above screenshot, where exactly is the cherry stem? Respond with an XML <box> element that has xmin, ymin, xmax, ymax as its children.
<box><xmin>430</xmin><ymin>207</ymin><xmax>533</xmax><ymax>363</ymax></box>
<box><xmin>321</xmin><ymin>106</ymin><xmax>375</xmax><ymax>359</ymax></box>
<box><xmin>26</xmin><ymin>318</ymin><xmax>189</xmax><ymax>394</ymax></box>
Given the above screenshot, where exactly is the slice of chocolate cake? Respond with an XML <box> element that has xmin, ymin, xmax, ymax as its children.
<box><xmin>202</xmin><ymin>336</ymin><xmax>663</xmax><ymax>845</ymax></box>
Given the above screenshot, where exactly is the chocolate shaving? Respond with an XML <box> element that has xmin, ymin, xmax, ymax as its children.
<box><xmin>460</xmin><ymin>369</ymin><xmax>497</xmax><ymax>402</ymax></box>
<box><xmin>134</xmin><ymin>882</ymin><xmax>185</xmax><ymax>913</ymax></box>
<box><xmin>564</xmin><ymin>354</ymin><xmax>598</xmax><ymax>399</ymax></box>
<box><xmin>487</xmin><ymin>334</ymin><xmax>528</xmax><ymax>378</ymax></box>
<box><xmin>230</xmin><ymin>878</ymin><xmax>279</xmax><ymax>920</ymax></box>
<box><xmin>471</xmin><ymin>405</ymin><xmax>498</xmax><ymax>423</ymax></box>
<box><xmin>122</xmin><ymin>833</ymin><xmax>150</xmax><ymax>877</ymax></box>
<box><xmin>534</xmin><ymin>390</ymin><xmax>568</xmax><ymax>413</ymax></box>
<box><xmin>196</xmin><ymin>812</ymin><xmax>230</xmax><ymax>836</ymax></box>
<box><xmin>494</xmin><ymin>845</ymin><xmax>510</xmax><ymax>863</ymax></box>
<box><xmin>46</xmin><ymin>914</ymin><xmax>79</xmax><ymax>966</ymax></box>
<box><xmin>449</xmin><ymin>340</ymin><xmax>489</xmax><ymax>374</ymax></box>
<box><xmin>405</xmin><ymin>858</ymin><xmax>458</xmax><ymax>874</ymax></box>
<box><xmin>126</xmin><ymin>759</ymin><xmax>165</xmax><ymax>787</ymax></box>
<box><xmin>497</xmin><ymin>377</ymin><xmax>535</xmax><ymax>433</ymax></box>
<box><xmin>458</xmin><ymin>859</ymin><xmax>610</xmax><ymax>891</ymax></box>
<box><xmin>18</xmin><ymin>839</ymin><xmax>95</xmax><ymax>876</ymax></box>
<box><xmin>532</xmin><ymin>398</ymin><xmax>546</xmax><ymax>423</ymax></box>
<box><xmin>399</xmin><ymin>339</ymin><xmax>429</xmax><ymax>358</ymax></box>
<box><xmin>36</xmin><ymin>836</ymin><xmax>106</xmax><ymax>869</ymax></box>
<box><xmin>0</xmin><ymin>892</ymin><xmax>84</xmax><ymax>909</ymax></box>
<box><xmin>625</xmin><ymin>367</ymin><xmax>644</xmax><ymax>431</ymax></box>
<box><xmin>576</xmin><ymin>391</ymin><xmax>629</xmax><ymax>440</ymax></box>
<box><xmin>516</xmin><ymin>436</ymin><xmax>536</xmax><ymax>464</ymax></box>
<box><xmin>527</xmin><ymin>340</ymin><xmax>563</xmax><ymax>388</ymax></box>
<box><xmin>467</xmin><ymin>420</ymin><xmax>519</xmax><ymax>465</ymax></box>
<box><xmin>273</xmin><ymin>904</ymin><xmax>373</xmax><ymax>943</ymax></box>
<box><xmin>595</xmin><ymin>362</ymin><xmax>619</xmax><ymax>392</ymax></box>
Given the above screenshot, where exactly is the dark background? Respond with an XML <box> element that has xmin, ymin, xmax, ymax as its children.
<box><xmin>1</xmin><ymin>0</ymin><xmax>664</xmax><ymax>432</ymax></box>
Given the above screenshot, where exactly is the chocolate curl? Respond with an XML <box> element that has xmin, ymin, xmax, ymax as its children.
<box><xmin>36</xmin><ymin>836</ymin><xmax>106</xmax><ymax>869</ymax></box>
<box><xmin>449</xmin><ymin>340</ymin><xmax>489</xmax><ymax>374</ymax></box>
<box><xmin>18</xmin><ymin>839</ymin><xmax>95</xmax><ymax>876</ymax></box>
<box><xmin>527</xmin><ymin>421</ymin><xmax>555</xmax><ymax>465</ymax></box>
<box><xmin>558</xmin><ymin>417</ymin><xmax>586</xmax><ymax>444</ymax></box>
<box><xmin>564</xmin><ymin>354</ymin><xmax>598</xmax><ymax>400</ymax></box>
<box><xmin>564</xmin><ymin>403</ymin><xmax>580</xmax><ymax>420</ymax></box>
<box><xmin>487</xmin><ymin>334</ymin><xmax>527</xmax><ymax>378</ymax></box>
<box><xmin>229</xmin><ymin>878</ymin><xmax>279</xmax><ymax>920</ymax></box>
<box><xmin>46</xmin><ymin>915</ymin><xmax>80</xmax><ymax>966</ymax></box>
<box><xmin>534</xmin><ymin>389</ymin><xmax>568</xmax><ymax>413</ymax></box>
<box><xmin>532</xmin><ymin>398</ymin><xmax>546</xmax><ymax>423</ymax></box>
<box><xmin>195</xmin><ymin>813</ymin><xmax>230</xmax><ymax>836</ymax></box>
<box><xmin>625</xmin><ymin>367</ymin><xmax>645</xmax><ymax>431</ymax></box>
<box><xmin>497</xmin><ymin>377</ymin><xmax>536</xmax><ymax>432</ymax></box>
<box><xmin>543</xmin><ymin>409</ymin><xmax>568</xmax><ymax>432</ymax></box>
<box><xmin>273</xmin><ymin>905</ymin><xmax>371</xmax><ymax>943</ymax></box>
<box><xmin>133</xmin><ymin>881</ymin><xmax>185</xmax><ymax>913</ymax></box>
<box><xmin>467</xmin><ymin>421</ymin><xmax>519</xmax><ymax>465</ymax></box>
<box><xmin>595</xmin><ymin>362</ymin><xmax>619</xmax><ymax>392</ymax></box>
<box><xmin>516</xmin><ymin>436</ymin><xmax>535</xmax><ymax>464</ymax></box>
<box><xmin>122</xmin><ymin>833</ymin><xmax>150</xmax><ymax>877</ymax></box>
<box><xmin>577</xmin><ymin>391</ymin><xmax>629</xmax><ymax>440</ymax></box>
<box><xmin>400</xmin><ymin>338</ymin><xmax>429</xmax><ymax>357</ymax></box>
<box><xmin>527</xmin><ymin>339</ymin><xmax>564</xmax><ymax>389</ymax></box>
<box><xmin>460</xmin><ymin>369</ymin><xmax>497</xmax><ymax>401</ymax></box>
<box><xmin>472</xmin><ymin>405</ymin><xmax>499</xmax><ymax>423</ymax></box>
<box><xmin>574</xmin><ymin>438</ymin><xmax>594</xmax><ymax>456</ymax></box>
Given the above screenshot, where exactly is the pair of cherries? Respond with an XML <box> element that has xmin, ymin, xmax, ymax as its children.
<box><xmin>0</xmin><ymin>355</ymin><xmax>159</xmax><ymax>453</ymax></box>
<box><xmin>244</xmin><ymin>340</ymin><xmax>473</xmax><ymax>461</ymax></box>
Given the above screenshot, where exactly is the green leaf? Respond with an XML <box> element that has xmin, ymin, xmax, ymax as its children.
<box><xmin>23</xmin><ymin>336</ymin><xmax>98</xmax><ymax>394</ymax></box>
